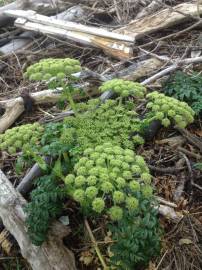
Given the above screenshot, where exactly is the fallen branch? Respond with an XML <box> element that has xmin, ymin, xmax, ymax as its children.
<box><xmin>176</xmin><ymin>128</ymin><xmax>202</xmax><ymax>153</ymax></box>
<box><xmin>0</xmin><ymin>170</ymin><xmax>77</xmax><ymax>270</ymax></box>
<box><xmin>0</xmin><ymin>89</ymin><xmax>62</xmax><ymax>134</ymax></box>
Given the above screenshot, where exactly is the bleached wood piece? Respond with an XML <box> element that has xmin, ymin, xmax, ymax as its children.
<box><xmin>0</xmin><ymin>89</ymin><xmax>62</xmax><ymax>134</ymax></box>
<box><xmin>158</xmin><ymin>205</ymin><xmax>183</xmax><ymax>221</ymax></box>
<box><xmin>115</xmin><ymin>3</ymin><xmax>202</xmax><ymax>38</ymax></box>
<box><xmin>0</xmin><ymin>5</ymin><xmax>86</xmax><ymax>55</ymax></box>
<box><xmin>0</xmin><ymin>169</ymin><xmax>77</xmax><ymax>270</ymax></box>
<box><xmin>4</xmin><ymin>9</ymin><xmax>133</xmax><ymax>60</ymax></box>
<box><xmin>4</xmin><ymin>9</ymin><xmax>135</xmax><ymax>43</ymax></box>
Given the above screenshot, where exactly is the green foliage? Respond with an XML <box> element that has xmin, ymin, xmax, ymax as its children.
<box><xmin>194</xmin><ymin>162</ymin><xmax>202</xmax><ymax>171</ymax></box>
<box><xmin>0</xmin><ymin>123</ymin><xmax>44</xmax><ymax>154</ymax></box>
<box><xmin>24</xmin><ymin>175</ymin><xmax>65</xmax><ymax>246</ymax></box>
<box><xmin>64</xmin><ymin>142</ymin><xmax>152</xmax><ymax>220</ymax></box>
<box><xmin>24</xmin><ymin>58</ymin><xmax>81</xmax><ymax>82</ymax></box>
<box><xmin>62</xmin><ymin>98</ymin><xmax>144</xmax><ymax>154</ymax></box>
<box><xmin>109</xmin><ymin>198</ymin><xmax>161</xmax><ymax>270</ymax></box>
<box><xmin>164</xmin><ymin>71</ymin><xmax>202</xmax><ymax>115</ymax></box>
<box><xmin>146</xmin><ymin>91</ymin><xmax>195</xmax><ymax>128</ymax></box>
<box><xmin>99</xmin><ymin>79</ymin><xmax>146</xmax><ymax>99</ymax></box>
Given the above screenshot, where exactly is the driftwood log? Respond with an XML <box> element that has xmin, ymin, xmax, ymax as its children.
<box><xmin>116</xmin><ymin>2</ymin><xmax>202</xmax><ymax>38</ymax></box>
<box><xmin>0</xmin><ymin>170</ymin><xmax>77</xmax><ymax>270</ymax></box>
<box><xmin>0</xmin><ymin>89</ymin><xmax>63</xmax><ymax>134</ymax></box>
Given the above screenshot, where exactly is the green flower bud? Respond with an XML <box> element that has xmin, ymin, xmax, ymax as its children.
<box><xmin>90</xmin><ymin>152</ymin><xmax>100</xmax><ymax>160</ymax></box>
<box><xmin>79</xmin><ymin>157</ymin><xmax>88</xmax><ymax>165</ymax></box>
<box><xmin>124</xmin><ymin>149</ymin><xmax>134</xmax><ymax>157</ymax></box>
<box><xmin>8</xmin><ymin>146</ymin><xmax>16</xmax><ymax>154</ymax></box>
<box><xmin>115</xmin><ymin>177</ymin><xmax>126</xmax><ymax>188</ymax></box>
<box><xmin>129</xmin><ymin>180</ymin><xmax>140</xmax><ymax>192</ymax></box>
<box><xmin>132</xmin><ymin>135</ymin><xmax>144</xmax><ymax>145</ymax></box>
<box><xmin>131</xmin><ymin>165</ymin><xmax>141</xmax><ymax>174</ymax></box>
<box><xmin>162</xmin><ymin>118</ymin><xmax>171</xmax><ymax>127</ymax></box>
<box><xmin>99</xmin><ymin>173</ymin><xmax>110</xmax><ymax>182</ymax></box>
<box><xmin>14</xmin><ymin>140</ymin><xmax>22</xmax><ymax>149</ymax></box>
<box><xmin>77</xmin><ymin>166</ymin><xmax>87</xmax><ymax>176</ymax></box>
<box><xmin>101</xmin><ymin>182</ymin><xmax>114</xmax><ymax>193</ymax></box>
<box><xmin>84</xmin><ymin>148</ymin><xmax>94</xmax><ymax>156</ymax></box>
<box><xmin>122</xmin><ymin>171</ymin><xmax>132</xmax><ymax>180</ymax></box>
<box><xmin>141</xmin><ymin>173</ymin><xmax>152</xmax><ymax>184</ymax></box>
<box><xmin>92</xmin><ymin>198</ymin><xmax>105</xmax><ymax>213</ymax></box>
<box><xmin>85</xmin><ymin>186</ymin><xmax>98</xmax><ymax>199</ymax></box>
<box><xmin>113</xmin><ymin>191</ymin><xmax>125</xmax><ymax>204</ymax></box>
<box><xmin>135</xmin><ymin>156</ymin><xmax>146</xmax><ymax>167</ymax></box>
<box><xmin>155</xmin><ymin>112</ymin><xmax>164</xmax><ymax>120</ymax></box>
<box><xmin>96</xmin><ymin>158</ymin><xmax>105</xmax><ymax>166</ymax></box>
<box><xmin>109</xmin><ymin>172</ymin><xmax>117</xmax><ymax>180</ymax></box>
<box><xmin>167</xmin><ymin>110</ymin><xmax>175</xmax><ymax>117</ymax></box>
<box><xmin>75</xmin><ymin>176</ymin><xmax>86</xmax><ymax>187</ymax></box>
<box><xmin>124</xmin><ymin>155</ymin><xmax>134</xmax><ymax>163</ymax></box>
<box><xmin>125</xmin><ymin>197</ymin><xmax>139</xmax><ymax>211</ymax></box>
<box><xmin>176</xmin><ymin>121</ymin><xmax>187</xmax><ymax>129</ymax></box>
<box><xmin>109</xmin><ymin>206</ymin><xmax>123</xmax><ymax>221</ymax></box>
<box><xmin>95</xmin><ymin>146</ymin><xmax>103</xmax><ymax>152</ymax></box>
<box><xmin>121</xmin><ymin>162</ymin><xmax>130</xmax><ymax>170</ymax></box>
<box><xmin>86</xmin><ymin>175</ymin><xmax>97</xmax><ymax>185</ymax></box>
<box><xmin>89</xmin><ymin>168</ymin><xmax>99</xmax><ymax>176</ymax></box>
<box><xmin>85</xmin><ymin>160</ymin><xmax>94</xmax><ymax>170</ymax></box>
<box><xmin>73</xmin><ymin>189</ymin><xmax>85</xmax><ymax>203</ymax></box>
<box><xmin>64</xmin><ymin>174</ymin><xmax>75</xmax><ymax>185</ymax></box>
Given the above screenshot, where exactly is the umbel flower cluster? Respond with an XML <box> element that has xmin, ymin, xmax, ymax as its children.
<box><xmin>99</xmin><ymin>79</ymin><xmax>146</xmax><ymax>99</ymax></box>
<box><xmin>146</xmin><ymin>91</ymin><xmax>195</xmax><ymax>128</ymax></box>
<box><xmin>0</xmin><ymin>123</ymin><xmax>44</xmax><ymax>154</ymax></box>
<box><xmin>64</xmin><ymin>142</ymin><xmax>153</xmax><ymax>221</ymax></box>
<box><xmin>24</xmin><ymin>58</ymin><xmax>81</xmax><ymax>81</ymax></box>
<box><xmin>62</xmin><ymin>98</ymin><xmax>144</xmax><ymax>153</ymax></box>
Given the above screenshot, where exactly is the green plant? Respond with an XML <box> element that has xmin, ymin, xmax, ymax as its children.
<box><xmin>24</xmin><ymin>175</ymin><xmax>65</xmax><ymax>246</ymax></box>
<box><xmin>164</xmin><ymin>71</ymin><xmax>202</xmax><ymax>115</ymax></box>
<box><xmin>145</xmin><ymin>91</ymin><xmax>195</xmax><ymax>128</ymax></box>
<box><xmin>109</xmin><ymin>198</ymin><xmax>161</xmax><ymax>269</ymax></box>
<box><xmin>99</xmin><ymin>79</ymin><xmax>146</xmax><ymax>99</ymax></box>
<box><xmin>24</xmin><ymin>58</ymin><xmax>81</xmax><ymax>81</ymax></box>
<box><xmin>24</xmin><ymin>58</ymin><xmax>81</xmax><ymax>114</ymax></box>
<box><xmin>64</xmin><ymin>142</ymin><xmax>153</xmax><ymax>220</ymax></box>
<box><xmin>62</xmin><ymin>98</ymin><xmax>145</xmax><ymax>155</ymax></box>
<box><xmin>0</xmin><ymin>123</ymin><xmax>44</xmax><ymax>154</ymax></box>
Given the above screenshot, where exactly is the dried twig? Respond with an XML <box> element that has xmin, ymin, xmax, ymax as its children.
<box><xmin>84</xmin><ymin>219</ymin><xmax>108</xmax><ymax>270</ymax></box>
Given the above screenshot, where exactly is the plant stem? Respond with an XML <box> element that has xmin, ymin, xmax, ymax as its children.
<box><xmin>67</xmin><ymin>92</ymin><xmax>78</xmax><ymax>116</ymax></box>
<box><xmin>84</xmin><ymin>218</ymin><xmax>109</xmax><ymax>270</ymax></box>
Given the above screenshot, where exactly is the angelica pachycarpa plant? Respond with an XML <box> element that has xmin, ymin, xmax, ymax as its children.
<box><xmin>64</xmin><ymin>142</ymin><xmax>153</xmax><ymax>221</ymax></box>
<box><xmin>61</xmin><ymin>98</ymin><xmax>145</xmax><ymax>156</ymax></box>
<box><xmin>99</xmin><ymin>79</ymin><xmax>146</xmax><ymax>99</ymax></box>
<box><xmin>24</xmin><ymin>57</ymin><xmax>82</xmax><ymax>114</ymax></box>
<box><xmin>145</xmin><ymin>91</ymin><xmax>195</xmax><ymax>128</ymax></box>
<box><xmin>0</xmin><ymin>123</ymin><xmax>44</xmax><ymax>154</ymax></box>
